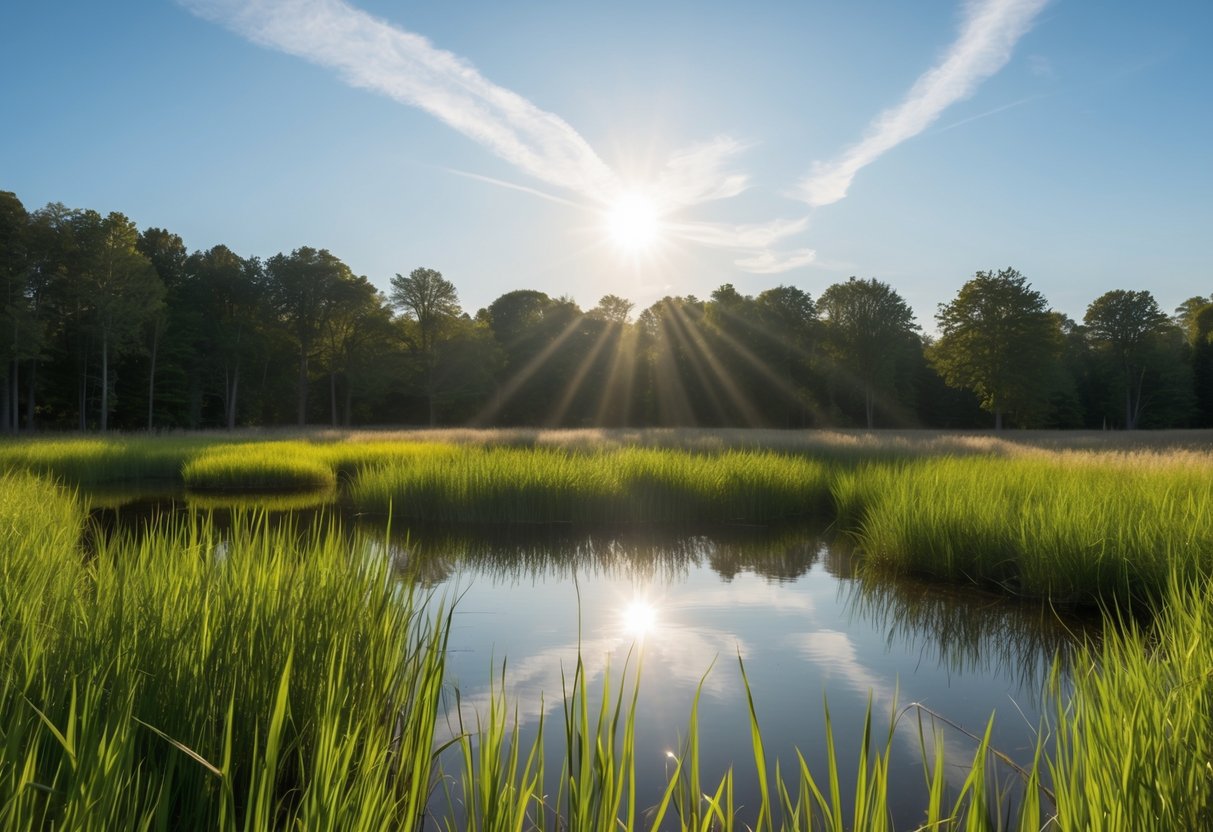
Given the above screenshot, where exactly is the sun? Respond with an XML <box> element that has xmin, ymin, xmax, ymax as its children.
<box><xmin>620</xmin><ymin>599</ymin><xmax>658</xmax><ymax>639</ymax></box>
<box><xmin>604</xmin><ymin>193</ymin><xmax>661</xmax><ymax>251</ymax></box>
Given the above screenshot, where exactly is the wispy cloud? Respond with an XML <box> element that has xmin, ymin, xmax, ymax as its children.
<box><xmin>181</xmin><ymin>0</ymin><xmax>620</xmax><ymax>199</ymax></box>
<box><xmin>799</xmin><ymin>0</ymin><xmax>1050</xmax><ymax>207</ymax></box>
<box><xmin>182</xmin><ymin>0</ymin><xmax>812</xmax><ymax>274</ymax></box>
<box><xmin>734</xmin><ymin>248</ymin><xmax>817</xmax><ymax>274</ymax></box>
<box><xmin>652</xmin><ymin>137</ymin><xmax>751</xmax><ymax>210</ymax></box>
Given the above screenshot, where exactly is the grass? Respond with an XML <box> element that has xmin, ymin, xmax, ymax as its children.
<box><xmin>0</xmin><ymin>474</ymin><xmax>452</xmax><ymax>829</ymax></box>
<box><xmin>5</xmin><ymin>429</ymin><xmax>1213</xmax><ymax>826</ymax></box>
<box><xmin>350</xmin><ymin>445</ymin><xmax>834</xmax><ymax>524</ymax></box>
<box><xmin>833</xmin><ymin>455</ymin><xmax>1213</xmax><ymax>606</ymax></box>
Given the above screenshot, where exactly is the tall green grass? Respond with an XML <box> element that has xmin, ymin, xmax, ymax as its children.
<box><xmin>833</xmin><ymin>456</ymin><xmax>1213</xmax><ymax>605</ymax></box>
<box><xmin>0</xmin><ymin>482</ymin><xmax>451</xmax><ymax>829</ymax></box>
<box><xmin>350</xmin><ymin>446</ymin><xmax>833</xmax><ymax>524</ymax></box>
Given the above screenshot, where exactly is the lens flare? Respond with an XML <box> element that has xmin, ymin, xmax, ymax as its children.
<box><xmin>605</xmin><ymin>193</ymin><xmax>660</xmax><ymax>251</ymax></box>
<box><xmin>620</xmin><ymin>599</ymin><xmax>658</xmax><ymax>638</ymax></box>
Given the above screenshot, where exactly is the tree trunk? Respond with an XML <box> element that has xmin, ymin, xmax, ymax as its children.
<box><xmin>426</xmin><ymin>360</ymin><xmax>437</xmax><ymax>427</ymax></box>
<box><xmin>1125</xmin><ymin>383</ymin><xmax>1134</xmax><ymax>431</ymax></box>
<box><xmin>343</xmin><ymin>378</ymin><xmax>353</xmax><ymax>427</ymax></box>
<box><xmin>100</xmin><ymin>331</ymin><xmax>109</xmax><ymax>432</ymax></box>
<box><xmin>864</xmin><ymin>382</ymin><xmax>875</xmax><ymax>429</ymax></box>
<box><xmin>26</xmin><ymin>360</ymin><xmax>36</xmax><ymax>430</ymax></box>
<box><xmin>994</xmin><ymin>409</ymin><xmax>1003</xmax><ymax>431</ymax></box>
<box><xmin>296</xmin><ymin>348</ymin><xmax>309</xmax><ymax>426</ymax></box>
<box><xmin>226</xmin><ymin>361</ymin><xmax>240</xmax><ymax>430</ymax></box>
<box><xmin>147</xmin><ymin>326</ymin><xmax>159</xmax><ymax>431</ymax></box>
<box><xmin>330</xmin><ymin>371</ymin><xmax>338</xmax><ymax>427</ymax></box>
<box><xmin>1</xmin><ymin>367</ymin><xmax>9</xmax><ymax>433</ymax></box>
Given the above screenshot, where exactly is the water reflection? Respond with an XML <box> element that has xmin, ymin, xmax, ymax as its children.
<box><xmin>80</xmin><ymin>490</ymin><xmax>1095</xmax><ymax>827</ymax></box>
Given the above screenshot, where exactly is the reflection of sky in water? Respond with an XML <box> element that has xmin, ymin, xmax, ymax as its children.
<box><xmin>424</xmin><ymin>529</ymin><xmax>1090</xmax><ymax>826</ymax></box>
<box><xmin>79</xmin><ymin>498</ymin><xmax>1086</xmax><ymax>826</ymax></box>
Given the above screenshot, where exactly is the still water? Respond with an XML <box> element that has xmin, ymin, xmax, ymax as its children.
<box><xmin>89</xmin><ymin>494</ymin><xmax>1092</xmax><ymax>826</ymax></box>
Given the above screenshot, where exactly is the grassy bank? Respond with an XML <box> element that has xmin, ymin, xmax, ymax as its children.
<box><xmin>3</xmin><ymin>458</ymin><xmax>1213</xmax><ymax>827</ymax></box>
<box><xmin>834</xmin><ymin>454</ymin><xmax>1213</xmax><ymax>605</ymax></box>
<box><xmin>0</xmin><ymin>472</ymin><xmax>449</xmax><ymax>829</ymax></box>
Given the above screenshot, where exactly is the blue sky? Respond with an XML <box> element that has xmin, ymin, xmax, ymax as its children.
<box><xmin>2</xmin><ymin>1</ymin><xmax>1210</xmax><ymax>329</ymax></box>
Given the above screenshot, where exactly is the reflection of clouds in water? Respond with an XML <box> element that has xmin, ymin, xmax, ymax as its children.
<box><xmin>446</xmin><ymin>591</ymin><xmax>753</xmax><ymax>742</ymax></box>
<box><xmin>787</xmin><ymin>630</ymin><xmax>979</xmax><ymax>790</ymax></box>
<box><xmin>666</xmin><ymin>579</ymin><xmax>815</xmax><ymax>616</ymax></box>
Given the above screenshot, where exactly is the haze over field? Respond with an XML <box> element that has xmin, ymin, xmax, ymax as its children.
<box><xmin>2</xmin><ymin>0</ymin><xmax>1209</xmax><ymax>323</ymax></box>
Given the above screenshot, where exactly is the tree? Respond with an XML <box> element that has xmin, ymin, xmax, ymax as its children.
<box><xmin>264</xmin><ymin>247</ymin><xmax>355</xmax><ymax>425</ymax></box>
<box><xmin>0</xmin><ymin>192</ymin><xmax>33</xmax><ymax>432</ymax></box>
<box><xmin>589</xmin><ymin>294</ymin><xmax>634</xmax><ymax>324</ymax></box>
<box><xmin>818</xmin><ymin>277</ymin><xmax>918</xmax><ymax>428</ymax></box>
<box><xmin>72</xmin><ymin>211</ymin><xmax>164</xmax><ymax>431</ymax></box>
<box><xmin>1083</xmin><ymin>290</ymin><xmax>1171</xmax><ymax>430</ymax></box>
<box><xmin>929</xmin><ymin>268</ymin><xmax>1061</xmax><ymax>429</ymax></box>
<box><xmin>137</xmin><ymin>228</ymin><xmax>187</xmax><ymax>429</ymax></box>
<box><xmin>389</xmin><ymin>267</ymin><xmax>460</xmax><ymax>425</ymax></box>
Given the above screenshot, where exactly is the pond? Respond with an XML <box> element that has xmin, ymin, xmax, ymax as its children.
<box><xmin>87</xmin><ymin>492</ymin><xmax>1095</xmax><ymax>826</ymax></box>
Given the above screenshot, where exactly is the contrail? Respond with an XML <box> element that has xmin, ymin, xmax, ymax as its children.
<box><xmin>799</xmin><ymin>0</ymin><xmax>1050</xmax><ymax>208</ymax></box>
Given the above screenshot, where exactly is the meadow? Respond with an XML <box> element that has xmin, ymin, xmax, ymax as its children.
<box><xmin>1</xmin><ymin>429</ymin><xmax>1212</xmax><ymax>828</ymax></box>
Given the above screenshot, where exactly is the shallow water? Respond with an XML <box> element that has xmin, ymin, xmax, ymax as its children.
<box><xmin>87</xmin><ymin>493</ymin><xmax>1094</xmax><ymax>826</ymax></box>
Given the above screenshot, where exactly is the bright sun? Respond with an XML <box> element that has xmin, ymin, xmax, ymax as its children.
<box><xmin>605</xmin><ymin>193</ymin><xmax>660</xmax><ymax>251</ymax></box>
<box><xmin>620</xmin><ymin>599</ymin><xmax>658</xmax><ymax>639</ymax></box>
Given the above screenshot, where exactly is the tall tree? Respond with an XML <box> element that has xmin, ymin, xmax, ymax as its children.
<box><xmin>136</xmin><ymin>228</ymin><xmax>187</xmax><ymax>429</ymax></box>
<box><xmin>0</xmin><ymin>192</ymin><xmax>33</xmax><ymax>432</ymax></box>
<box><xmin>929</xmin><ymin>268</ymin><xmax>1061</xmax><ymax>429</ymax></box>
<box><xmin>818</xmin><ymin>277</ymin><xmax>918</xmax><ymax>428</ymax></box>
<box><xmin>264</xmin><ymin>247</ymin><xmax>354</xmax><ymax>425</ymax></box>
<box><xmin>74</xmin><ymin>211</ymin><xmax>164</xmax><ymax>431</ymax></box>
<box><xmin>389</xmin><ymin>267</ymin><xmax>460</xmax><ymax>425</ymax></box>
<box><xmin>1083</xmin><ymin>290</ymin><xmax>1171</xmax><ymax>430</ymax></box>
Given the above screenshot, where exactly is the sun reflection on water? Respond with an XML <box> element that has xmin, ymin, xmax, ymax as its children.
<box><xmin>620</xmin><ymin>598</ymin><xmax>659</xmax><ymax>639</ymax></box>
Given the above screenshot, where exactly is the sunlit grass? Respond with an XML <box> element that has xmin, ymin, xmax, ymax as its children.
<box><xmin>5</xmin><ymin>441</ymin><xmax>1213</xmax><ymax>827</ymax></box>
<box><xmin>350</xmin><ymin>445</ymin><xmax>833</xmax><ymax>523</ymax></box>
<box><xmin>182</xmin><ymin>442</ymin><xmax>338</xmax><ymax>491</ymax></box>
<box><xmin>834</xmin><ymin>456</ymin><xmax>1213</xmax><ymax>605</ymax></box>
<box><xmin>0</xmin><ymin>486</ymin><xmax>451</xmax><ymax>829</ymax></box>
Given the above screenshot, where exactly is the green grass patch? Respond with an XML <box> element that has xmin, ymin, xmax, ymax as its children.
<box><xmin>349</xmin><ymin>445</ymin><xmax>833</xmax><ymax>524</ymax></box>
<box><xmin>181</xmin><ymin>442</ymin><xmax>338</xmax><ymax>491</ymax></box>
<box><xmin>833</xmin><ymin>455</ymin><xmax>1213</xmax><ymax>606</ymax></box>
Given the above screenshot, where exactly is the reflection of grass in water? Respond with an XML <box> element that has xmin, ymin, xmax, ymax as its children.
<box><xmin>185</xmin><ymin>485</ymin><xmax>337</xmax><ymax>513</ymax></box>
<box><xmin>846</xmin><ymin>573</ymin><xmax>1098</xmax><ymax>689</ymax></box>
<box><xmin>376</xmin><ymin>522</ymin><xmax>825</xmax><ymax>585</ymax></box>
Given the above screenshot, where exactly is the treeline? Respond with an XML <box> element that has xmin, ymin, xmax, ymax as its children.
<box><xmin>1</xmin><ymin>190</ymin><xmax>1210</xmax><ymax>432</ymax></box>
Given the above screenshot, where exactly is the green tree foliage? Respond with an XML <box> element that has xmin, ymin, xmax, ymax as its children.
<box><xmin>4</xmin><ymin>187</ymin><xmax>1211</xmax><ymax>433</ymax></box>
<box><xmin>0</xmin><ymin>192</ymin><xmax>34</xmax><ymax>432</ymax></box>
<box><xmin>68</xmin><ymin>211</ymin><xmax>164</xmax><ymax>431</ymax></box>
<box><xmin>264</xmin><ymin>248</ymin><xmax>357</xmax><ymax>426</ymax></box>
<box><xmin>929</xmin><ymin>268</ymin><xmax>1062</xmax><ymax>429</ymax></box>
<box><xmin>818</xmin><ymin>277</ymin><xmax>918</xmax><ymax>428</ymax></box>
<box><xmin>1083</xmin><ymin>290</ymin><xmax>1173</xmax><ymax>429</ymax></box>
<box><xmin>136</xmin><ymin>228</ymin><xmax>187</xmax><ymax>429</ymax></box>
<box><xmin>1189</xmin><ymin>303</ymin><xmax>1213</xmax><ymax>426</ymax></box>
<box><xmin>390</xmin><ymin>267</ymin><xmax>461</xmax><ymax>425</ymax></box>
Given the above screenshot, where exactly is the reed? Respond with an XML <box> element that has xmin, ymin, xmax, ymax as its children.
<box><xmin>181</xmin><ymin>442</ymin><xmax>338</xmax><ymax>491</ymax></box>
<box><xmin>0</xmin><ymin>494</ymin><xmax>451</xmax><ymax>829</ymax></box>
<box><xmin>350</xmin><ymin>445</ymin><xmax>833</xmax><ymax>524</ymax></box>
<box><xmin>834</xmin><ymin>455</ymin><xmax>1213</xmax><ymax>605</ymax></box>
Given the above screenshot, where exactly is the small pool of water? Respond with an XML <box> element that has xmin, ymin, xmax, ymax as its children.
<box><xmin>86</xmin><ymin>494</ymin><xmax>1095</xmax><ymax>826</ymax></box>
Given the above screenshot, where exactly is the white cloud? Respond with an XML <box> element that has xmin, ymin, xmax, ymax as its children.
<box><xmin>734</xmin><ymin>248</ymin><xmax>818</xmax><ymax>275</ymax></box>
<box><xmin>799</xmin><ymin>0</ymin><xmax>1050</xmax><ymax>207</ymax></box>
<box><xmin>652</xmin><ymin>137</ymin><xmax>751</xmax><ymax>210</ymax></box>
<box><xmin>181</xmin><ymin>0</ymin><xmax>620</xmax><ymax>199</ymax></box>
<box><xmin>667</xmin><ymin>216</ymin><xmax>810</xmax><ymax>250</ymax></box>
